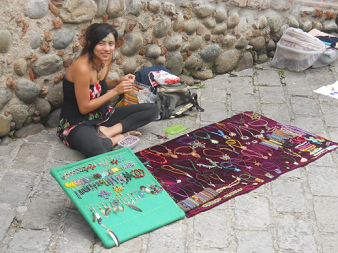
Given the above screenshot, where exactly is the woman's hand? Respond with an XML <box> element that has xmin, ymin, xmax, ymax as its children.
<box><xmin>113</xmin><ymin>79</ymin><xmax>134</xmax><ymax>95</ymax></box>
<box><xmin>119</xmin><ymin>74</ymin><xmax>135</xmax><ymax>82</ymax></box>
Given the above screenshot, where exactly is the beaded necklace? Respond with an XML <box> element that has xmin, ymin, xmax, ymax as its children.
<box><xmin>240</xmin><ymin>148</ymin><xmax>268</xmax><ymax>160</ymax></box>
<box><xmin>149</xmin><ymin>144</ymin><xmax>178</xmax><ymax>159</ymax></box>
<box><xmin>195</xmin><ymin>173</ymin><xmax>216</xmax><ymax>187</ymax></box>
<box><xmin>193</xmin><ymin>130</ymin><xmax>219</xmax><ymax>144</ymax></box>
<box><xmin>172</xmin><ymin>159</ymin><xmax>201</xmax><ymax>173</ymax></box>
<box><xmin>161</xmin><ymin>165</ymin><xmax>193</xmax><ymax>178</ymax></box>
<box><xmin>260</xmin><ymin>161</ymin><xmax>282</xmax><ymax>174</ymax></box>
<box><xmin>173</xmin><ymin>146</ymin><xmax>200</xmax><ymax>158</ymax></box>
<box><xmin>215</xmin><ymin>122</ymin><xmax>237</xmax><ymax>137</ymax></box>
<box><xmin>92</xmin><ymin>61</ymin><xmax>105</xmax><ymax>80</ymax></box>
<box><xmin>203</xmin><ymin>126</ymin><xmax>228</xmax><ymax>139</ymax></box>
<box><xmin>140</xmin><ymin>150</ymin><xmax>167</xmax><ymax>164</ymax></box>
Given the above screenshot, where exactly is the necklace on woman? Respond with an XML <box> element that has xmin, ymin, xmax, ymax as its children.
<box><xmin>92</xmin><ymin>61</ymin><xmax>105</xmax><ymax>80</ymax></box>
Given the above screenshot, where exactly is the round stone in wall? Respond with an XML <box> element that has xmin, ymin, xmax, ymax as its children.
<box><xmin>148</xmin><ymin>0</ymin><xmax>161</xmax><ymax>14</ymax></box>
<box><xmin>193</xmin><ymin>4</ymin><xmax>214</xmax><ymax>18</ymax></box>
<box><xmin>120</xmin><ymin>33</ymin><xmax>143</xmax><ymax>56</ymax></box>
<box><xmin>35</xmin><ymin>98</ymin><xmax>51</xmax><ymax>119</ymax></box>
<box><xmin>200</xmin><ymin>44</ymin><xmax>221</xmax><ymax>62</ymax></box>
<box><xmin>215</xmin><ymin>8</ymin><xmax>227</xmax><ymax>23</ymax></box>
<box><xmin>183</xmin><ymin>19</ymin><xmax>200</xmax><ymax>35</ymax></box>
<box><xmin>215</xmin><ymin>49</ymin><xmax>241</xmax><ymax>74</ymax></box>
<box><xmin>30</xmin><ymin>31</ymin><xmax>42</xmax><ymax>49</ymax></box>
<box><xmin>184</xmin><ymin>55</ymin><xmax>198</xmax><ymax>70</ymax></box>
<box><xmin>53</xmin><ymin>28</ymin><xmax>75</xmax><ymax>49</ymax></box>
<box><xmin>145</xmin><ymin>44</ymin><xmax>161</xmax><ymax>58</ymax></box>
<box><xmin>33</xmin><ymin>54</ymin><xmax>63</xmax><ymax>76</ymax></box>
<box><xmin>14</xmin><ymin>58</ymin><xmax>28</xmax><ymax>76</ymax></box>
<box><xmin>0</xmin><ymin>115</ymin><xmax>11</xmax><ymax>137</ymax></box>
<box><xmin>153</xmin><ymin>18</ymin><xmax>171</xmax><ymax>38</ymax></box>
<box><xmin>166</xmin><ymin>53</ymin><xmax>183</xmax><ymax>76</ymax></box>
<box><xmin>164</xmin><ymin>35</ymin><xmax>182</xmax><ymax>51</ymax></box>
<box><xmin>0</xmin><ymin>29</ymin><xmax>12</xmax><ymax>53</ymax></box>
<box><xmin>15</xmin><ymin>79</ymin><xmax>41</xmax><ymax>104</ymax></box>
<box><xmin>60</xmin><ymin>0</ymin><xmax>97</xmax><ymax>23</ymax></box>
<box><xmin>48</xmin><ymin>83</ymin><xmax>63</xmax><ymax>108</ymax></box>
<box><xmin>10</xmin><ymin>104</ymin><xmax>30</xmax><ymax>130</ymax></box>
<box><xmin>26</xmin><ymin>0</ymin><xmax>49</xmax><ymax>19</ymax></box>
<box><xmin>0</xmin><ymin>89</ymin><xmax>12</xmax><ymax>110</ymax></box>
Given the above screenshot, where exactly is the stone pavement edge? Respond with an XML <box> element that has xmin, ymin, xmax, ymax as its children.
<box><xmin>0</xmin><ymin>62</ymin><xmax>338</xmax><ymax>253</ymax></box>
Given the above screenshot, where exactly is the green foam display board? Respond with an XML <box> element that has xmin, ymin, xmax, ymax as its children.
<box><xmin>50</xmin><ymin>147</ymin><xmax>185</xmax><ymax>248</ymax></box>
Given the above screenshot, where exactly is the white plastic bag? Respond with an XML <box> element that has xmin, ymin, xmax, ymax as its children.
<box><xmin>148</xmin><ymin>70</ymin><xmax>180</xmax><ymax>86</ymax></box>
<box><xmin>271</xmin><ymin>27</ymin><xmax>326</xmax><ymax>72</ymax></box>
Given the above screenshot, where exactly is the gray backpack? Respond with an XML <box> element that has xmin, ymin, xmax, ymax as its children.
<box><xmin>156</xmin><ymin>82</ymin><xmax>204</xmax><ymax>119</ymax></box>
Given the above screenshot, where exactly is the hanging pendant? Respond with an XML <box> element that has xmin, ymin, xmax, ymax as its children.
<box><xmin>106</xmin><ymin>229</ymin><xmax>120</xmax><ymax>247</ymax></box>
<box><xmin>300</xmin><ymin>157</ymin><xmax>307</xmax><ymax>163</ymax></box>
<box><xmin>210</xmin><ymin>139</ymin><xmax>219</xmax><ymax>144</ymax></box>
<box><xmin>97</xmin><ymin>73</ymin><xmax>101</xmax><ymax>80</ymax></box>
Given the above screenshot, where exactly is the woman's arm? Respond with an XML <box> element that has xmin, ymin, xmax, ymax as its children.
<box><xmin>73</xmin><ymin>63</ymin><xmax>133</xmax><ymax>115</ymax></box>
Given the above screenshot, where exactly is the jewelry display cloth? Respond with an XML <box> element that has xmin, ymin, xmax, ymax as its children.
<box><xmin>135</xmin><ymin>111</ymin><xmax>338</xmax><ymax>218</ymax></box>
<box><xmin>50</xmin><ymin>147</ymin><xmax>185</xmax><ymax>248</ymax></box>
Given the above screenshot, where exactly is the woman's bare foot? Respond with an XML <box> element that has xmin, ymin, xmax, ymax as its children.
<box><xmin>110</xmin><ymin>134</ymin><xmax>125</xmax><ymax>147</ymax></box>
<box><xmin>122</xmin><ymin>131</ymin><xmax>141</xmax><ymax>137</ymax></box>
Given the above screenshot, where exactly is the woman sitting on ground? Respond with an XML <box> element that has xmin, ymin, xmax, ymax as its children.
<box><xmin>57</xmin><ymin>23</ymin><xmax>159</xmax><ymax>157</ymax></box>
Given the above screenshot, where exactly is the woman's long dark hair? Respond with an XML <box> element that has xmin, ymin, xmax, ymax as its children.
<box><xmin>81</xmin><ymin>23</ymin><xmax>118</xmax><ymax>62</ymax></box>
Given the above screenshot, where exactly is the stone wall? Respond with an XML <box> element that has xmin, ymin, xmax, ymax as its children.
<box><xmin>0</xmin><ymin>0</ymin><xmax>338</xmax><ymax>139</ymax></box>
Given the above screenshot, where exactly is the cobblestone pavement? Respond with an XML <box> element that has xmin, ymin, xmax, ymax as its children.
<box><xmin>1</xmin><ymin>62</ymin><xmax>338</xmax><ymax>253</ymax></box>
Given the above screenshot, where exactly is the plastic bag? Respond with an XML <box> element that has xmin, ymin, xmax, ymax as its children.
<box><xmin>271</xmin><ymin>27</ymin><xmax>326</xmax><ymax>72</ymax></box>
<box><xmin>138</xmin><ymin>88</ymin><xmax>157</xmax><ymax>103</ymax></box>
<box><xmin>148</xmin><ymin>70</ymin><xmax>180</xmax><ymax>86</ymax></box>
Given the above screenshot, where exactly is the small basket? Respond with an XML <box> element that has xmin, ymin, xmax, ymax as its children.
<box><xmin>118</xmin><ymin>135</ymin><xmax>140</xmax><ymax>149</ymax></box>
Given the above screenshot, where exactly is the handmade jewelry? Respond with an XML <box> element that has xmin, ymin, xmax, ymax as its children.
<box><xmin>226</xmin><ymin>114</ymin><xmax>246</xmax><ymax>125</ymax></box>
<box><xmin>202</xmin><ymin>169</ymin><xmax>225</xmax><ymax>182</ymax></box>
<box><xmin>186</xmin><ymin>177</ymin><xmax>206</xmax><ymax>189</ymax></box>
<box><xmin>153</xmin><ymin>168</ymin><xmax>182</xmax><ymax>183</ymax></box>
<box><xmin>202</xmin><ymin>148</ymin><xmax>224</xmax><ymax>158</ymax></box>
<box><xmin>238</xmin><ymin>155</ymin><xmax>261</xmax><ymax>166</ymax></box>
<box><xmin>216</xmin><ymin>176</ymin><xmax>242</xmax><ymax>194</ymax></box>
<box><xmin>161</xmin><ymin>165</ymin><xmax>193</xmax><ymax>178</ymax></box>
<box><xmin>216</xmin><ymin>143</ymin><xmax>240</xmax><ymax>155</ymax></box>
<box><xmin>260</xmin><ymin>161</ymin><xmax>282</xmax><ymax>174</ymax></box>
<box><xmin>226</xmin><ymin>139</ymin><xmax>247</xmax><ymax>150</ymax></box>
<box><xmin>140</xmin><ymin>150</ymin><xmax>167</xmax><ymax>164</ymax></box>
<box><xmin>220</xmin><ymin>161</ymin><xmax>241</xmax><ymax>172</ymax></box>
<box><xmin>172</xmin><ymin>159</ymin><xmax>201</xmax><ymax>173</ymax></box>
<box><xmin>92</xmin><ymin>61</ymin><xmax>105</xmax><ymax>80</ymax></box>
<box><xmin>195</xmin><ymin>173</ymin><xmax>216</xmax><ymax>187</ymax></box>
<box><xmin>241</xmin><ymin>111</ymin><xmax>261</xmax><ymax>120</ymax></box>
<box><xmin>230</xmin><ymin>157</ymin><xmax>253</xmax><ymax>170</ymax></box>
<box><xmin>173</xmin><ymin>146</ymin><xmax>200</xmax><ymax>158</ymax></box>
<box><xmin>130</xmin><ymin>169</ymin><xmax>145</xmax><ymax>178</ymax></box>
<box><xmin>239</xmin><ymin>173</ymin><xmax>264</xmax><ymax>184</ymax></box>
<box><xmin>149</xmin><ymin>144</ymin><xmax>178</xmax><ymax>159</ymax></box>
<box><xmin>240</xmin><ymin>148</ymin><xmax>268</xmax><ymax>160</ymax></box>
<box><xmin>167</xmin><ymin>185</ymin><xmax>190</xmax><ymax>198</ymax></box>
<box><xmin>215</xmin><ymin>122</ymin><xmax>237</xmax><ymax>137</ymax></box>
<box><xmin>193</xmin><ymin>130</ymin><xmax>219</xmax><ymax>144</ymax></box>
<box><xmin>203</xmin><ymin>126</ymin><xmax>228</xmax><ymax>139</ymax></box>
<box><xmin>195</xmin><ymin>157</ymin><xmax>220</xmax><ymax>169</ymax></box>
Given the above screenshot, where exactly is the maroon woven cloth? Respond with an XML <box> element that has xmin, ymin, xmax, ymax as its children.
<box><xmin>135</xmin><ymin>111</ymin><xmax>338</xmax><ymax>218</ymax></box>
